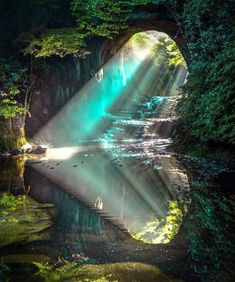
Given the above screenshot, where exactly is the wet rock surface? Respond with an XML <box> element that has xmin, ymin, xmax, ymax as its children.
<box><xmin>0</xmin><ymin>194</ymin><xmax>53</xmax><ymax>247</ymax></box>
<box><xmin>3</xmin><ymin>145</ymin><xmax>47</xmax><ymax>157</ymax></box>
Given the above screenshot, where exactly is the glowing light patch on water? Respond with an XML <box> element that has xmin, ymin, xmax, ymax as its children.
<box><xmin>46</xmin><ymin>147</ymin><xmax>82</xmax><ymax>160</ymax></box>
<box><xmin>29</xmin><ymin>143</ymin><xmax>190</xmax><ymax>244</ymax></box>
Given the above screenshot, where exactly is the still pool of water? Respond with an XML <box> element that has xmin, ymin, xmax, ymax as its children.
<box><xmin>1</xmin><ymin>117</ymin><xmax>235</xmax><ymax>282</ymax></box>
<box><xmin>0</xmin><ymin>137</ymin><xmax>193</xmax><ymax>281</ymax></box>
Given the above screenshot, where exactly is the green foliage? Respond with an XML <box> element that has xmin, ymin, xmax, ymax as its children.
<box><xmin>172</xmin><ymin>0</ymin><xmax>235</xmax><ymax>145</ymax></box>
<box><xmin>0</xmin><ymin>193</ymin><xmax>25</xmax><ymax>222</ymax></box>
<box><xmin>25</xmin><ymin>0</ymin><xmax>149</xmax><ymax>57</ymax></box>
<box><xmin>34</xmin><ymin>258</ymin><xmax>113</xmax><ymax>282</ymax></box>
<box><xmin>165</xmin><ymin>38</ymin><xmax>187</xmax><ymax>68</ymax></box>
<box><xmin>71</xmin><ymin>0</ymin><xmax>128</xmax><ymax>39</ymax></box>
<box><xmin>128</xmin><ymin>33</ymin><xmax>151</xmax><ymax>47</ymax></box>
<box><xmin>130</xmin><ymin>200</ymin><xmax>186</xmax><ymax>244</ymax></box>
<box><xmin>177</xmin><ymin>43</ymin><xmax>235</xmax><ymax>145</ymax></box>
<box><xmin>71</xmin><ymin>0</ymin><xmax>153</xmax><ymax>36</ymax></box>
<box><xmin>152</xmin><ymin>36</ymin><xmax>187</xmax><ymax>68</ymax></box>
<box><xmin>0</xmin><ymin>191</ymin><xmax>54</xmax><ymax>247</ymax></box>
<box><xmin>0</xmin><ymin>58</ymin><xmax>27</xmax><ymax>118</ymax></box>
<box><xmin>33</xmin><ymin>260</ymin><xmax>178</xmax><ymax>282</ymax></box>
<box><xmin>34</xmin><ymin>259</ymin><xmax>77</xmax><ymax>281</ymax></box>
<box><xmin>23</xmin><ymin>28</ymin><xmax>90</xmax><ymax>58</ymax></box>
<box><xmin>26</xmin><ymin>0</ymin><xmax>153</xmax><ymax>58</ymax></box>
<box><xmin>0</xmin><ymin>104</ymin><xmax>25</xmax><ymax>119</ymax></box>
<box><xmin>179</xmin><ymin>0</ymin><xmax>234</xmax><ymax>62</ymax></box>
<box><xmin>187</xmin><ymin>180</ymin><xmax>235</xmax><ymax>281</ymax></box>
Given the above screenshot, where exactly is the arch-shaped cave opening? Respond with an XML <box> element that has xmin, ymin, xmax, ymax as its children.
<box><xmin>25</xmin><ymin>4</ymin><xmax>190</xmax><ymax>140</ymax></box>
<box><xmin>26</xmin><ymin>30</ymin><xmax>188</xmax><ymax>146</ymax></box>
<box><xmin>22</xmin><ymin>30</ymin><xmax>191</xmax><ymax>250</ymax></box>
<box><xmin>102</xmin><ymin>30</ymin><xmax>188</xmax><ymax>112</ymax></box>
<box><xmin>101</xmin><ymin>15</ymin><xmax>190</xmax><ymax>67</ymax></box>
<box><xmin>23</xmin><ymin>30</ymin><xmax>190</xmax><ymax>248</ymax></box>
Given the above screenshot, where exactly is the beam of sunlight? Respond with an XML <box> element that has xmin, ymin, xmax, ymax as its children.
<box><xmin>29</xmin><ymin>30</ymin><xmax>189</xmax><ymax>244</ymax></box>
<box><xmin>33</xmin><ymin>38</ymin><xmax>154</xmax><ymax>147</ymax></box>
<box><xmin>31</xmin><ymin>146</ymin><xmax>189</xmax><ymax>244</ymax></box>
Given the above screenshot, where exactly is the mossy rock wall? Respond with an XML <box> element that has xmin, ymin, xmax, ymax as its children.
<box><xmin>0</xmin><ymin>115</ymin><xmax>27</xmax><ymax>151</ymax></box>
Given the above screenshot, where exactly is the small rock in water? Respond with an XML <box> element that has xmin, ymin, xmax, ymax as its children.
<box><xmin>73</xmin><ymin>165</ymin><xmax>77</xmax><ymax>167</ymax></box>
<box><xmin>9</xmin><ymin>145</ymin><xmax>47</xmax><ymax>156</ymax></box>
<box><xmin>11</xmin><ymin>148</ymin><xmax>23</xmax><ymax>155</ymax></box>
<box><xmin>50</xmin><ymin>167</ymin><xmax>55</xmax><ymax>170</ymax></box>
<box><xmin>29</xmin><ymin>145</ymin><xmax>47</xmax><ymax>155</ymax></box>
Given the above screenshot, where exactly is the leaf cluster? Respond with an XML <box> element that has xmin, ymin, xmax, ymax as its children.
<box><xmin>23</xmin><ymin>28</ymin><xmax>90</xmax><ymax>58</ymax></box>
<box><xmin>174</xmin><ymin>0</ymin><xmax>235</xmax><ymax>145</ymax></box>
<box><xmin>0</xmin><ymin>58</ymin><xmax>28</xmax><ymax>118</ymax></box>
<box><xmin>0</xmin><ymin>193</ymin><xmax>25</xmax><ymax>222</ymax></box>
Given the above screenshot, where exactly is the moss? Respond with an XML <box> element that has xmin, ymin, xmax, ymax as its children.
<box><xmin>0</xmin><ymin>193</ymin><xmax>25</xmax><ymax>218</ymax></box>
<box><xmin>129</xmin><ymin>200</ymin><xmax>185</xmax><ymax>244</ymax></box>
<box><xmin>34</xmin><ymin>260</ymin><xmax>182</xmax><ymax>282</ymax></box>
<box><xmin>15</xmin><ymin>135</ymin><xmax>27</xmax><ymax>148</ymax></box>
<box><xmin>0</xmin><ymin>193</ymin><xmax>54</xmax><ymax>247</ymax></box>
<box><xmin>0</xmin><ymin>121</ymin><xmax>27</xmax><ymax>151</ymax></box>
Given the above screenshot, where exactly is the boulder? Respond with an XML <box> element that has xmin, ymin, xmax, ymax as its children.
<box><xmin>28</xmin><ymin>145</ymin><xmax>47</xmax><ymax>155</ymax></box>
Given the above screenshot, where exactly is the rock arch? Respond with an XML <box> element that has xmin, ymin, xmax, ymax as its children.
<box><xmin>25</xmin><ymin>4</ymin><xmax>189</xmax><ymax>139</ymax></box>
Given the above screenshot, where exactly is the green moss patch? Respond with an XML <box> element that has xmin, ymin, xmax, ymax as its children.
<box><xmin>34</xmin><ymin>260</ymin><xmax>182</xmax><ymax>282</ymax></box>
<box><xmin>0</xmin><ymin>193</ymin><xmax>53</xmax><ymax>247</ymax></box>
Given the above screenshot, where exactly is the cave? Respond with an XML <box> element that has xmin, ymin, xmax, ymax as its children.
<box><xmin>0</xmin><ymin>1</ymin><xmax>234</xmax><ymax>282</ymax></box>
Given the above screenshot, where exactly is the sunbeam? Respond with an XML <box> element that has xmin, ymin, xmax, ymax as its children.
<box><xmin>29</xmin><ymin>31</ymin><xmax>189</xmax><ymax>244</ymax></box>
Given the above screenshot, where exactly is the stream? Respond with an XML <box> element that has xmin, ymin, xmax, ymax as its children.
<box><xmin>1</xmin><ymin>103</ymin><xmax>235</xmax><ymax>282</ymax></box>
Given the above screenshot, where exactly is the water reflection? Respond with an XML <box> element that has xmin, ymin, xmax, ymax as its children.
<box><xmin>0</xmin><ymin>30</ymin><xmax>191</xmax><ymax>280</ymax></box>
<box><xmin>27</xmin><ymin>143</ymin><xmax>189</xmax><ymax>245</ymax></box>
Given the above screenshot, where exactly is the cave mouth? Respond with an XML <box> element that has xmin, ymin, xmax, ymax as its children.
<box><xmin>31</xmin><ymin>30</ymin><xmax>188</xmax><ymax>147</ymax></box>
<box><xmin>23</xmin><ymin>30</ymin><xmax>190</xmax><ymax>246</ymax></box>
<box><xmin>103</xmin><ymin>30</ymin><xmax>188</xmax><ymax>118</ymax></box>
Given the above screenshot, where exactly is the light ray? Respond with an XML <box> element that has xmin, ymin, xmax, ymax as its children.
<box><xmin>30</xmin><ymin>31</ymin><xmax>189</xmax><ymax>244</ymax></box>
